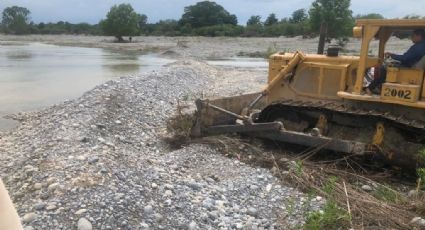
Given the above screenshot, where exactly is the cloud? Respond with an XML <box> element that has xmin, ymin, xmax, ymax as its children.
<box><xmin>216</xmin><ymin>0</ymin><xmax>311</xmax><ymax>24</ymax></box>
<box><xmin>351</xmin><ymin>0</ymin><xmax>425</xmax><ymax>17</ymax></box>
<box><xmin>0</xmin><ymin>0</ymin><xmax>424</xmax><ymax>24</ymax></box>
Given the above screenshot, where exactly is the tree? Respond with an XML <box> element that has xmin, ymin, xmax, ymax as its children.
<box><xmin>138</xmin><ymin>14</ymin><xmax>148</xmax><ymax>28</ymax></box>
<box><xmin>100</xmin><ymin>4</ymin><xmax>144</xmax><ymax>41</ymax></box>
<box><xmin>280</xmin><ymin>18</ymin><xmax>290</xmax><ymax>23</ymax></box>
<box><xmin>179</xmin><ymin>1</ymin><xmax>237</xmax><ymax>28</ymax></box>
<box><xmin>151</xmin><ymin>19</ymin><xmax>180</xmax><ymax>36</ymax></box>
<box><xmin>247</xmin><ymin>15</ymin><xmax>262</xmax><ymax>26</ymax></box>
<box><xmin>264</xmin><ymin>13</ymin><xmax>278</xmax><ymax>26</ymax></box>
<box><xmin>355</xmin><ymin>13</ymin><xmax>384</xmax><ymax>19</ymax></box>
<box><xmin>193</xmin><ymin>24</ymin><xmax>244</xmax><ymax>37</ymax></box>
<box><xmin>308</xmin><ymin>0</ymin><xmax>354</xmax><ymax>39</ymax></box>
<box><xmin>290</xmin><ymin>9</ymin><xmax>308</xmax><ymax>23</ymax></box>
<box><xmin>245</xmin><ymin>16</ymin><xmax>263</xmax><ymax>36</ymax></box>
<box><xmin>136</xmin><ymin>14</ymin><xmax>148</xmax><ymax>34</ymax></box>
<box><xmin>403</xmin><ymin>15</ymin><xmax>421</xmax><ymax>19</ymax></box>
<box><xmin>1</xmin><ymin>6</ymin><xmax>31</xmax><ymax>34</ymax></box>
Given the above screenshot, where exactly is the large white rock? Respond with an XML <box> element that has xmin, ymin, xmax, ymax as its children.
<box><xmin>77</xmin><ymin>218</ymin><xmax>93</xmax><ymax>230</ymax></box>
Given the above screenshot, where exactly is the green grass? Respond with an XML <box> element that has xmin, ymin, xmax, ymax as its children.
<box><xmin>322</xmin><ymin>176</ymin><xmax>338</xmax><ymax>196</ymax></box>
<box><xmin>417</xmin><ymin>168</ymin><xmax>425</xmax><ymax>189</ymax></box>
<box><xmin>303</xmin><ymin>176</ymin><xmax>350</xmax><ymax>229</ymax></box>
<box><xmin>295</xmin><ymin>160</ymin><xmax>304</xmax><ymax>177</ymax></box>
<box><xmin>304</xmin><ymin>201</ymin><xmax>350</xmax><ymax>230</ymax></box>
<box><xmin>372</xmin><ymin>184</ymin><xmax>402</xmax><ymax>203</ymax></box>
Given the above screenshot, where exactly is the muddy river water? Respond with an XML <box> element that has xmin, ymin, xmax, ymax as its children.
<box><xmin>0</xmin><ymin>42</ymin><xmax>174</xmax><ymax>130</ymax></box>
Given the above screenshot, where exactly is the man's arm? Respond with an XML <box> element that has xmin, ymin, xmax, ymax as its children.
<box><xmin>389</xmin><ymin>44</ymin><xmax>421</xmax><ymax>67</ymax></box>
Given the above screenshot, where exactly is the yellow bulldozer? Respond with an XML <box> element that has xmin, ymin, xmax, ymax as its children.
<box><xmin>193</xmin><ymin>19</ymin><xmax>425</xmax><ymax>170</ymax></box>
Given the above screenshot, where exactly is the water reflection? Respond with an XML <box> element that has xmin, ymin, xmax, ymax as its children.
<box><xmin>0</xmin><ymin>42</ymin><xmax>174</xmax><ymax>131</ymax></box>
<box><xmin>101</xmin><ymin>50</ymin><xmax>141</xmax><ymax>73</ymax></box>
<box><xmin>0</xmin><ymin>41</ymin><xmax>28</xmax><ymax>46</ymax></box>
<box><xmin>6</xmin><ymin>51</ymin><xmax>33</xmax><ymax>60</ymax></box>
<box><xmin>104</xmin><ymin>63</ymin><xmax>141</xmax><ymax>73</ymax></box>
<box><xmin>111</xmin><ymin>53</ymin><xmax>140</xmax><ymax>61</ymax></box>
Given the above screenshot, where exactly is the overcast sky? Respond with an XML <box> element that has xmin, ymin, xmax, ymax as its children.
<box><xmin>0</xmin><ymin>0</ymin><xmax>424</xmax><ymax>25</ymax></box>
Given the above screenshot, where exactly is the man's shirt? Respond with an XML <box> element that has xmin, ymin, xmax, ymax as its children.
<box><xmin>391</xmin><ymin>40</ymin><xmax>425</xmax><ymax>67</ymax></box>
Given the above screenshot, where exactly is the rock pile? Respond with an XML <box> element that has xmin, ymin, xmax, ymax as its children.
<box><xmin>0</xmin><ymin>61</ymin><xmax>323</xmax><ymax>229</ymax></box>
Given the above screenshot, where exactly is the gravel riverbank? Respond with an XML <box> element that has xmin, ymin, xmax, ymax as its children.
<box><xmin>0</xmin><ymin>33</ymin><xmax>415</xmax><ymax>229</ymax></box>
<box><xmin>0</xmin><ymin>60</ymin><xmax>324</xmax><ymax>229</ymax></box>
<box><xmin>0</xmin><ymin>34</ymin><xmax>412</xmax><ymax>59</ymax></box>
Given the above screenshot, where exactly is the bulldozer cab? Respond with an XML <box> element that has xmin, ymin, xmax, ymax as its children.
<box><xmin>337</xmin><ymin>19</ymin><xmax>425</xmax><ymax>107</ymax></box>
<box><xmin>266</xmin><ymin>19</ymin><xmax>425</xmax><ymax>108</ymax></box>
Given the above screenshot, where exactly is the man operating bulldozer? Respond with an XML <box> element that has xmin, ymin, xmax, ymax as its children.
<box><xmin>366</xmin><ymin>29</ymin><xmax>425</xmax><ymax>95</ymax></box>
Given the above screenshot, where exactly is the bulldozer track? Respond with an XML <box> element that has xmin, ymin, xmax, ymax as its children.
<box><xmin>260</xmin><ymin>99</ymin><xmax>425</xmax><ymax>138</ymax></box>
<box><xmin>257</xmin><ymin>99</ymin><xmax>425</xmax><ymax>170</ymax></box>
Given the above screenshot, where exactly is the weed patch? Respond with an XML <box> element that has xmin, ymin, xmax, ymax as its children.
<box><xmin>305</xmin><ymin>201</ymin><xmax>350</xmax><ymax>230</ymax></box>
<box><xmin>372</xmin><ymin>184</ymin><xmax>403</xmax><ymax>203</ymax></box>
<box><xmin>164</xmin><ymin>101</ymin><xmax>196</xmax><ymax>149</ymax></box>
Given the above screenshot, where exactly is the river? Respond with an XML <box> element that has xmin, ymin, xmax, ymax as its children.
<box><xmin>0</xmin><ymin>42</ymin><xmax>174</xmax><ymax>130</ymax></box>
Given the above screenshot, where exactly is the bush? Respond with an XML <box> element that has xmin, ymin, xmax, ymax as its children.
<box><xmin>243</xmin><ymin>24</ymin><xmax>264</xmax><ymax>37</ymax></box>
<box><xmin>243</xmin><ymin>21</ymin><xmax>308</xmax><ymax>37</ymax></box>
<box><xmin>192</xmin><ymin>24</ymin><xmax>244</xmax><ymax>37</ymax></box>
<box><xmin>25</xmin><ymin>22</ymin><xmax>101</xmax><ymax>35</ymax></box>
<box><xmin>146</xmin><ymin>20</ymin><xmax>181</xmax><ymax>36</ymax></box>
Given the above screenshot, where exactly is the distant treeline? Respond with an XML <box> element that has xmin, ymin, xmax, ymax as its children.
<box><xmin>27</xmin><ymin>22</ymin><xmax>102</xmax><ymax>35</ymax></box>
<box><xmin>2</xmin><ymin>1</ymin><xmax>425</xmax><ymax>40</ymax></box>
<box><xmin>26</xmin><ymin>15</ymin><xmax>424</xmax><ymax>38</ymax></box>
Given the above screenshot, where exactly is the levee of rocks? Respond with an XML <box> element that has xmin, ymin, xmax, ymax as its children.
<box><xmin>0</xmin><ymin>60</ymin><xmax>323</xmax><ymax>229</ymax></box>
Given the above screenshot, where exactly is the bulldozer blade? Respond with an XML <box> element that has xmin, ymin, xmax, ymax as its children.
<box><xmin>253</xmin><ymin>130</ymin><xmax>366</xmax><ymax>155</ymax></box>
<box><xmin>192</xmin><ymin>92</ymin><xmax>266</xmax><ymax>136</ymax></box>
<box><xmin>192</xmin><ymin>93</ymin><xmax>365</xmax><ymax>155</ymax></box>
<box><xmin>204</xmin><ymin>122</ymin><xmax>283</xmax><ymax>135</ymax></box>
